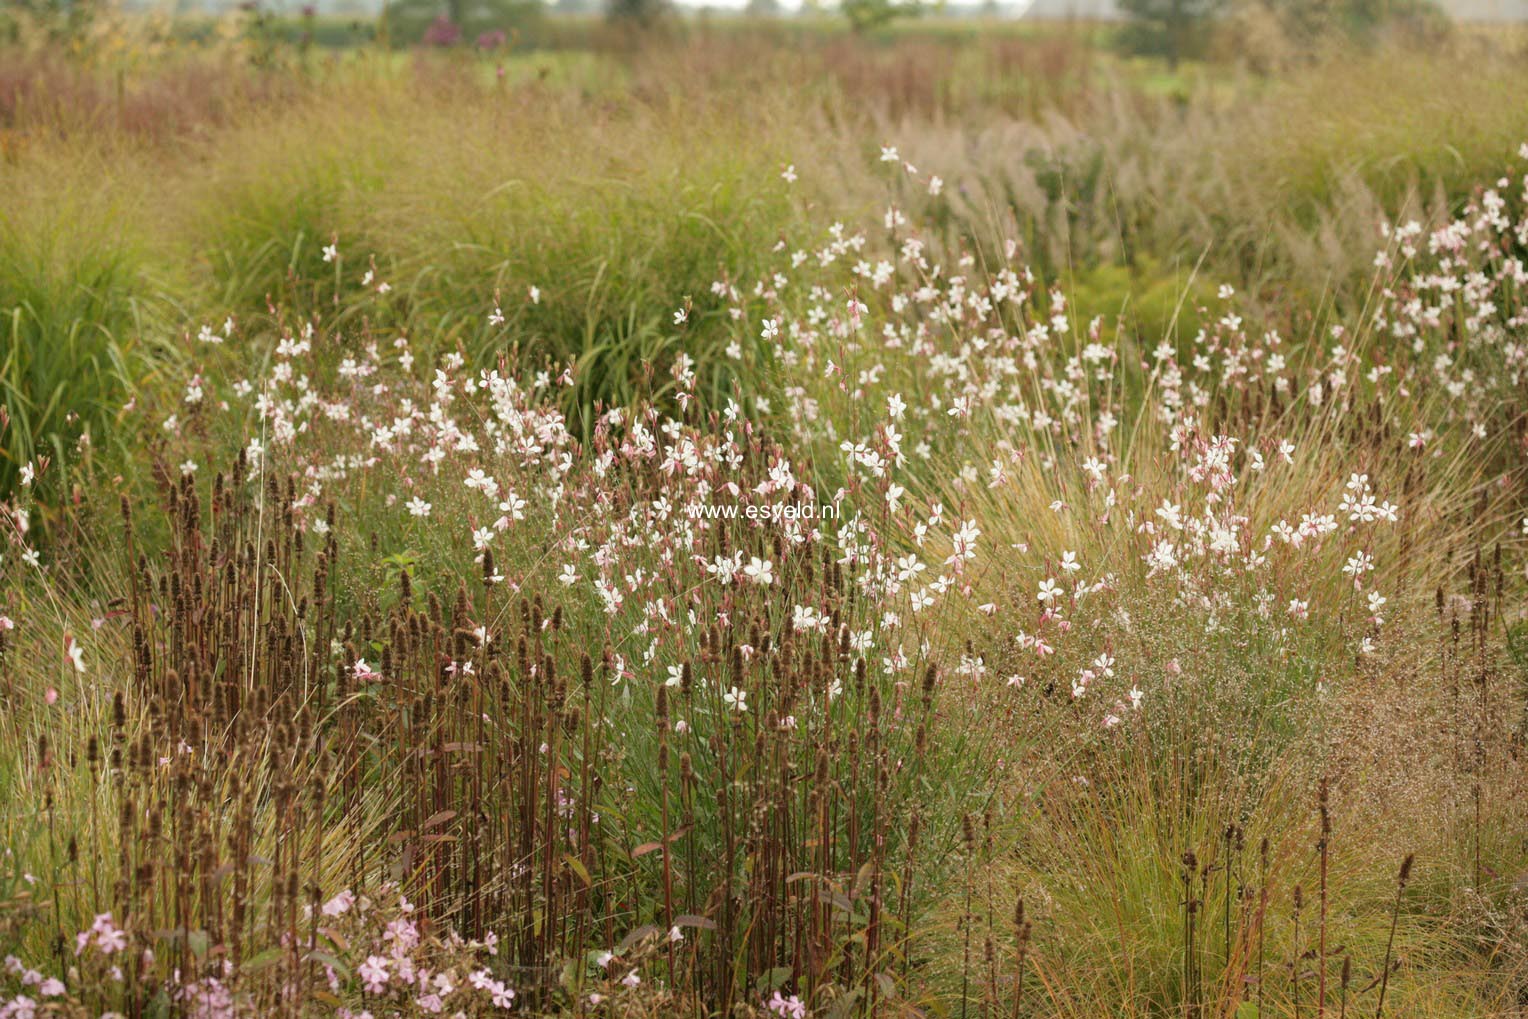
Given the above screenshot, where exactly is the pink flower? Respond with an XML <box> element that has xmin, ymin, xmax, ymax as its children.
<box><xmin>359</xmin><ymin>955</ymin><xmax>390</xmax><ymax>994</ymax></box>
<box><xmin>383</xmin><ymin>917</ymin><xmax>419</xmax><ymax>951</ymax></box>
<box><xmin>766</xmin><ymin>991</ymin><xmax>808</xmax><ymax>1019</ymax></box>
<box><xmin>90</xmin><ymin>914</ymin><xmax>126</xmax><ymax>954</ymax></box>
<box><xmin>321</xmin><ymin>890</ymin><xmax>356</xmax><ymax>917</ymax></box>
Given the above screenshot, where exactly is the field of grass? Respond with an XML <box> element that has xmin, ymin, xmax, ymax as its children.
<box><xmin>4</xmin><ymin>10</ymin><xmax>1528</xmax><ymax>1019</ymax></box>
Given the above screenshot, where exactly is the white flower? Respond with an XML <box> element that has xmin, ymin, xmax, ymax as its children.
<box><xmin>723</xmin><ymin>686</ymin><xmax>748</xmax><ymax>713</ymax></box>
<box><xmin>1156</xmin><ymin>500</ymin><xmax>1183</xmax><ymax>531</ymax></box>
<box><xmin>743</xmin><ymin>557</ymin><xmax>774</xmax><ymax>586</ymax></box>
<box><xmin>406</xmin><ymin>497</ymin><xmax>432</xmax><ymax>518</ymax></box>
<box><xmin>64</xmin><ymin>636</ymin><xmax>85</xmax><ymax>674</ymax></box>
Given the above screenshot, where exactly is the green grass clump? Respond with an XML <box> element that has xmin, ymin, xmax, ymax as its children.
<box><xmin>0</xmin><ymin>158</ymin><xmax>176</xmax><ymax>502</ymax></box>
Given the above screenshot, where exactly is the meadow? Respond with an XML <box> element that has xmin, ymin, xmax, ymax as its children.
<box><xmin>4</xmin><ymin>7</ymin><xmax>1528</xmax><ymax>1017</ymax></box>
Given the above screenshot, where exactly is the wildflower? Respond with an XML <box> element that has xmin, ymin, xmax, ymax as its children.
<box><xmin>91</xmin><ymin>915</ymin><xmax>126</xmax><ymax>954</ymax></box>
<box><xmin>723</xmin><ymin>686</ymin><xmax>748</xmax><ymax>713</ymax></box>
<box><xmin>321</xmin><ymin>890</ymin><xmax>356</xmax><ymax>917</ymax></box>
<box><xmin>63</xmin><ymin>636</ymin><xmax>85</xmax><ymax>674</ymax></box>
<box><xmin>948</xmin><ymin>520</ymin><xmax>980</xmax><ymax>563</ymax></box>
<box><xmin>359</xmin><ymin>956</ymin><xmax>390</xmax><ymax>994</ymax></box>
<box><xmin>743</xmin><ymin>556</ymin><xmax>775</xmax><ymax>586</ymax></box>
<box><xmin>766</xmin><ymin>991</ymin><xmax>808</xmax><ymax>1019</ymax></box>
<box><xmin>1367</xmin><ymin>590</ymin><xmax>1387</xmax><ymax>625</ymax></box>
<box><xmin>1343</xmin><ymin>550</ymin><xmax>1375</xmax><ymax>585</ymax></box>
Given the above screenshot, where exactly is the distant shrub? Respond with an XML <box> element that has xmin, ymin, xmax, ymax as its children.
<box><xmin>1115</xmin><ymin>0</ymin><xmax>1227</xmax><ymax>67</ymax></box>
<box><xmin>385</xmin><ymin>0</ymin><xmax>544</xmax><ymax>48</ymax></box>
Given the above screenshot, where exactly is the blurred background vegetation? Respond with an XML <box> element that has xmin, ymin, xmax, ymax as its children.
<box><xmin>1</xmin><ymin>0</ymin><xmax>1526</xmax><ymax>497</ymax></box>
